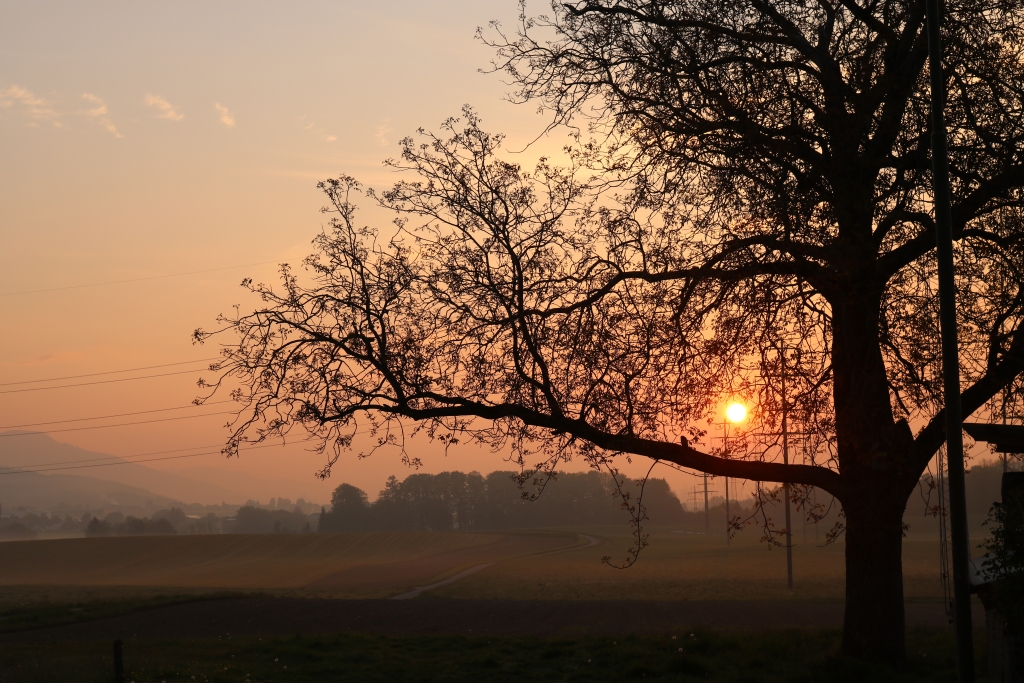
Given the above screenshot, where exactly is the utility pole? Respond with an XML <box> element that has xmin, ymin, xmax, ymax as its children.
<box><xmin>703</xmin><ymin>472</ymin><xmax>710</xmax><ymax>528</ymax></box>
<box><xmin>924</xmin><ymin>1</ymin><xmax>974</xmax><ymax>679</ymax></box>
<box><xmin>801</xmin><ymin>440</ymin><xmax>809</xmax><ymax>544</ymax></box>
<box><xmin>813</xmin><ymin>485</ymin><xmax>819</xmax><ymax>543</ymax></box>
<box><xmin>802</xmin><ymin>449</ymin><xmax>808</xmax><ymax>544</ymax></box>
<box><xmin>780</xmin><ymin>347</ymin><xmax>794</xmax><ymax>590</ymax></box>
<box><xmin>721</xmin><ymin>401</ymin><xmax>748</xmax><ymax>545</ymax></box>
<box><xmin>724</xmin><ymin>419</ymin><xmax>730</xmax><ymax>546</ymax></box>
<box><xmin>724</xmin><ymin>476</ymin><xmax>730</xmax><ymax>544</ymax></box>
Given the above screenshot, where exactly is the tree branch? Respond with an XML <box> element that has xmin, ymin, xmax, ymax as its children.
<box><xmin>911</xmin><ymin>323</ymin><xmax>1024</xmax><ymax>474</ymax></box>
<box><xmin>346</xmin><ymin>395</ymin><xmax>849</xmax><ymax>498</ymax></box>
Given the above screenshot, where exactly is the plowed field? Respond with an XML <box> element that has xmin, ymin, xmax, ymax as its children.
<box><xmin>0</xmin><ymin>531</ymin><xmax>577</xmax><ymax>599</ymax></box>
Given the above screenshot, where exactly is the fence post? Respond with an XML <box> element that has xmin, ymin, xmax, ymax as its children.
<box><xmin>113</xmin><ymin>639</ymin><xmax>124</xmax><ymax>683</ymax></box>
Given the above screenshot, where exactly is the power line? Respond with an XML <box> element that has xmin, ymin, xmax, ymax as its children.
<box><xmin>0</xmin><ymin>441</ymin><xmax>296</xmax><ymax>475</ymax></box>
<box><xmin>0</xmin><ymin>400</ymin><xmax>233</xmax><ymax>429</ymax></box>
<box><xmin>0</xmin><ymin>442</ymin><xmax>228</xmax><ymax>469</ymax></box>
<box><xmin>0</xmin><ymin>410</ymin><xmax>235</xmax><ymax>437</ymax></box>
<box><xmin>0</xmin><ymin>368</ymin><xmax>210</xmax><ymax>395</ymax></box>
<box><xmin>0</xmin><ymin>261</ymin><xmax>281</xmax><ymax>297</ymax></box>
<box><xmin>0</xmin><ymin>357</ymin><xmax>220</xmax><ymax>387</ymax></box>
<box><xmin>0</xmin><ymin>446</ymin><xmax>228</xmax><ymax>473</ymax></box>
<box><xmin>24</xmin><ymin>449</ymin><xmax>233</xmax><ymax>472</ymax></box>
<box><xmin>0</xmin><ymin>437</ymin><xmax>323</xmax><ymax>475</ymax></box>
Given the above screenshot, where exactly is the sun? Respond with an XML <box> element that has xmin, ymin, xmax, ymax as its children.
<box><xmin>726</xmin><ymin>402</ymin><xmax>747</xmax><ymax>423</ymax></box>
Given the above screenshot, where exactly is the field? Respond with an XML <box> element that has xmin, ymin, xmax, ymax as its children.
<box><xmin>0</xmin><ymin>527</ymin><xmax>988</xmax><ymax>682</ymax></box>
<box><xmin>0</xmin><ymin>531</ymin><xmax>576</xmax><ymax>606</ymax></box>
<box><xmin>0</xmin><ymin>629</ymin><xmax>984</xmax><ymax>683</ymax></box>
<box><xmin>430</xmin><ymin>526</ymin><xmax>951</xmax><ymax>602</ymax></box>
<box><xmin>0</xmin><ymin>524</ymin><xmax>959</xmax><ymax>607</ymax></box>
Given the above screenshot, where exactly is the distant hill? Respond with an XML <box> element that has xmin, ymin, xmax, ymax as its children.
<box><xmin>0</xmin><ymin>432</ymin><xmax>247</xmax><ymax>506</ymax></box>
<box><xmin>0</xmin><ymin>468</ymin><xmax>180</xmax><ymax>515</ymax></box>
<box><xmin>0</xmin><ymin>432</ymin><xmax>327</xmax><ymax>507</ymax></box>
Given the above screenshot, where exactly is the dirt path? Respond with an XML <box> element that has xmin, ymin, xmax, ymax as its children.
<box><xmin>390</xmin><ymin>564</ymin><xmax>495</xmax><ymax>600</ymax></box>
<box><xmin>537</xmin><ymin>534</ymin><xmax>601</xmax><ymax>556</ymax></box>
<box><xmin>0</xmin><ymin>597</ymin><xmax>978</xmax><ymax>643</ymax></box>
<box><xmin>304</xmin><ymin>532</ymin><xmax>576</xmax><ymax>594</ymax></box>
<box><xmin>389</xmin><ymin>533</ymin><xmax>602</xmax><ymax>599</ymax></box>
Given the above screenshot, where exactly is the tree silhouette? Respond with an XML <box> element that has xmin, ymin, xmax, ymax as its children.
<box><xmin>196</xmin><ymin>0</ymin><xmax>1024</xmax><ymax>664</ymax></box>
<box><xmin>317</xmin><ymin>470</ymin><xmax>695</xmax><ymax>533</ymax></box>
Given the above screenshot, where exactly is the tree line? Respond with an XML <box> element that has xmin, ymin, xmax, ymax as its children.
<box><xmin>81</xmin><ymin>506</ymin><xmax>316</xmax><ymax>536</ymax></box>
<box><xmin>0</xmin><ymin>505</ymin><xmax>317</xmax><ymax>539</ymax></box>
<box><xmin>317</xmin><ymin>470</ymin><xmax>723</xmax><ymax>533</ymax></box>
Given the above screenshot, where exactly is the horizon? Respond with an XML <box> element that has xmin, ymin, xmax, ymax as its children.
<box><xmin>0</xmin><ymin>427</ymin><xmax>1012</xmax><ymax>520</ymax></box>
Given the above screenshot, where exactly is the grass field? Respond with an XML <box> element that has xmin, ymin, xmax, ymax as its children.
<box><xmin>0</xmin><ymin>628</ymin><xmax>988</xmax><ymax>683</ymax></box>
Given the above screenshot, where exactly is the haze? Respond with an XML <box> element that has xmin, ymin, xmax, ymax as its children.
<box><xmin>0</xmin><ymin>0</ymin><xmax>717</xmax><ymax>505</ymax></box>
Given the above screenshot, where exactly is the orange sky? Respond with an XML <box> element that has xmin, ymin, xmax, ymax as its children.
<box><xmin>0</xmin><ymin>1</ymin><xmax>760</xmax><ymax>507</ymax></box>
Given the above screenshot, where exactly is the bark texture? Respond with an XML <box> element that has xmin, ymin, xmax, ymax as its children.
<box><xmin>843</xmin><ymin>499</ymin><xmax>908</xmax><ymax>663</ymax></box>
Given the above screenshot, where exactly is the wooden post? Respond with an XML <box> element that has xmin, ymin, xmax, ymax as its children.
<box><xmin>113</xmin><ymin>639</ymin><xmax>124</xmax><ymax>683</ymax></box>
<box><xmin>923</xmin><ymin>2</ymin><xmax>975</xmax><ymax>678</ymax></box>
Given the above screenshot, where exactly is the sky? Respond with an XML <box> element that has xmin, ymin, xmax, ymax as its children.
<box><xmin>0</xmin><ymin>0</ymin><xmax>766</xmax><ymax>507</ymax></box>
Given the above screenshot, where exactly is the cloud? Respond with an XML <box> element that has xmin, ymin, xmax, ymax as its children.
<box><xmin>144</xmin><ymin>93</ymin><xmax>184</xmax><ymax>121</ymax></box>
<box><xmin>375</xmin><ymin>120</ymin><xmax>392</xmax><ymax>147</ymax></box>
<box><xmin>81</xmin><ymin>93</ymin><xmax>122</xmax><ymax>137</ymax></box>
<box><xmin>299</xmin><ymin>115</ymin><xmax>336</xmax><ymax>142</ymax></box>
<box><xmin>214</xmin><ymin>102</ymin><xmax>235</xmax><ymax>128</ymax></box>
<box><xmin>0</xmin><ymin>85</ymin><xmax>62</xmax><ymax>127</ymax></box>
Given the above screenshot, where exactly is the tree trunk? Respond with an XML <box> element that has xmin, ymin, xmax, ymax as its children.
<box><xmin>842</xmin><ymin>499</ymin><xmax>907</xmax><ymax>663</ymax></box>
<box><xmin>830</xmin><ymin>286</ymin><xmax>919</xmax><ymax>663</ymax></box>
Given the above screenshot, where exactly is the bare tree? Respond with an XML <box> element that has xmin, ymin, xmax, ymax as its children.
<box><xmin>195</xmin><ymin>0</ymin><xmax>1024</xmax><ymax>664</ymax></box>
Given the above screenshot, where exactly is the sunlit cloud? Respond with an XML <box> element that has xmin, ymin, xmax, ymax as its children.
<box><xmin>299</xmin><ymin>115</ymin><xmax>336</xmax><ymax>142</ymax></box>
<box><xmin>81</xmin><ymin>93</ymin><xmax>122</xmax><ymax>138</ymax></box>
<box><xmin>214</xmin><ymin>102</ymin><xmax>235</xmax><ymax>128</ymax></box>
<box><xmin>144</xmin><ymin>93</ymin><xmax>184</xmax><ymax>121</ymax></box>
<box><xmin>375</xmin><ymin>120</ymin><xmax>392</xmax><ymax>146</ymax></box>
<box><xmin>0</xmin><ymin>84</ymin><xmax>63</xmax><ymax>127</ymax></box>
